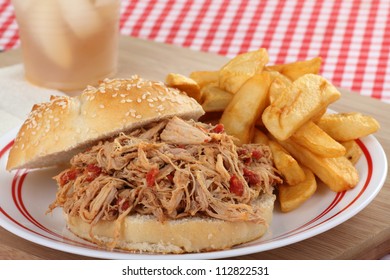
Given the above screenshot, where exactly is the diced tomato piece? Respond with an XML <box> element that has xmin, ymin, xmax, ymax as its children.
<box><xmin>251</xmin><ymin>149</ymin><xmax>263</xmax><ymax>160</ymax></box>
<box><xmin>116</xmin><ymin>197</ymin><xmax>130</xmax><ymax>211</ymax></box>
<box><xmin>243</xmin><ymin>168</ymin><xmax>261</xmax><ymax>185</ymax></box>
<box><xmin>237</xmin><ymin>148</ymin><xmax>248</xmax><ymax>156</ymax></box>
<box><xmin>86</xmin><ymin>164</ymin><xmax>102</xmax><ymax>173</ymax></box>
<box><xmin>229</xmin><ymin>174</ymin><xmax>244</xmax><ymax>196</ymax></box>
<box><xmin>212</xmin><ymin>123</ymin><xmax>224</xmax><ymax>133</ymax></box>
<box><xmin>59</xmin><ymin>169</ymin><xmax>80</xmax><ymax>186</ymax></box>
<box><xmin>84</xmin><ymin>164</ymin><xmax>102</xmax><ymax>182</ymax></box>
<box><xmin>146</xmin><ymin>168</ymin><xmax>159</xmax><ymax>187</ymax></box>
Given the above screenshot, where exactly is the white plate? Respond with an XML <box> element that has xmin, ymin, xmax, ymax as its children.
<box><xmin>0</xmin><ymin>127</ymin><xmax>387</xmax><ymax>259</ymax></box>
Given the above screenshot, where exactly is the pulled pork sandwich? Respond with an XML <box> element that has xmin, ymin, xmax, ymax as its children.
<box><xmin>7</xmin><ymin>76</ymin><xmax>280</xmax><ymax>253</ymax></box>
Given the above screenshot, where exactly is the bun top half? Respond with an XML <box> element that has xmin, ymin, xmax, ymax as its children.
<box><xmin>7</xmin><ymin>76</ymin><xmax>204</xmax><ymax>170</ymax></box>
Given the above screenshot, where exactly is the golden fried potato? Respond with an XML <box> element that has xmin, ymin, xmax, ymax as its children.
<box><xmin>269</xmin><ymin>140</ymin><xmax>306</xmax><ymax>185</ymax></box>
<box><xmin>220</xmin><ymin>72</ymin><xmax>271</xmax><ymax>145</ymax></box>
<box><xmin>189</xmin><ymin>70</ymin><xmax>219</xmax><ymax>89</ymax></box>
<box><xmin>341</xmin><ymin>140</ymin><xmax>363</xmax><ymax>165</ymax></box>
<box><xmin>166</xmin><ymin>73</ymin><xmax>202</xmax><ymax>102</ymax></box>
<box><xmin>219</xmin><ymin>48</ymin><xmax>268</xmax><ymax>94</ymax></box>
<box><xmin>262</xmin><ymin>74</ymin><xmax>341</xmax><ymax>141</ymax></box>
<box><xmin>311</xmin><ymin>106</ymin><xmax>327</xmax><ymax>123</ymax></box>
<box><xmin>268</xmin><ymin>72</ymin><xmax>292</xmax><ymax>104</ymax></box>
<box><xmin>291</xmin><ymin>121</ymin><xmax>346</xmax><ymax>157</ymax></box>
<box><xmin>278</xmin><ymin>138</ymin><xmax>359</xmax><ymax>192</ymax></box>
<box><xmin>267</xmin><ymin>57</ymin><xmax>322</xmax><ymax>81</ymax></box>
<box><xmin>316</xmin><ymin>112</ymin><xmax>380</xmax><ymax>141</ymax></box>
<box><xmin>201</xmin><ymin>84</ymin><xmax>233</xmax><ymax>112</ymax></box>
<box><xmin>278</xmin><ymin>166</ymin><xmax>317</xmax><ymax>212</ymax></box>
<box><xmin>255</xmin><ymin>71</ymin><xmax>291</xmax><ymax>127</ymax></box>
<box><xmin>252</xmin><ymin>128</ymin><xmax>270</xmax><ymax>145</ymax></box>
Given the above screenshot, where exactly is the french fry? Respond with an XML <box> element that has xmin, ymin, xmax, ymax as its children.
<box><xmin>255</xmin><ymin>71</ymin><xmax>291</xmax><ymax>127</ymax></box>
<box><xmin>316</xmin><ymin>112</ymin><xmax>380</xmax><ymax>141</ymax></box>
<box><xmin>252</xmin><ymin>128</ymin><xmax>270</xmax><ymax>145</ymax></box>
<box><xmin>278</xmin><ymin>166</ymin><xmax>317</xmax><ymax>212</ymax></box>
<box><xmin>180</xmin><ymin>49</ymin><xmax>381</xmax><ymax>212</ymax></box>
<box><xmin>220</xmin><ymin>72</ymin><xmax>271</xmax><ymax>145</ymax></box>
<box><xmin>268</xmin><ymin>72</ymin><xmax>292</xmax><ymax>104</ymax></box>
<box><xmin>201</xmin><ymin>84</ymin><xmax>233</xmax><ymax>112</ymax></box>
<box><xmin>278</xmin><ymin>138</ymin><xmax>359</xmax><ymax>192</ymax></box>
<box><xmin>189</xmin><ymin>71</ymin><xmax>219</xmax><ymax>89</ymax></box>
<box><xmin>269</xmin><ymin>140</ymin><xmax>306</xmax><ymax>185</ymax></box>
<box><xmin>262</xmin><ymin>74</ymin><xmax>341</xmax><ymax>141</ymax></box>
<box><xmin>291</xmin><ymin>121</ymin><xmax>346</xmax><ymax>157</ymax></box>
<box><xmin>219</xmin><ymin>48</ymin><xmax>268</xmax><ymax>94</ymax></box>
<box><xmin>311</xmin><ymin>106</ymin><xmax>327</xmax><ymax>123</ymax></box>
<box><xmin>341</xmin><ymin>140</ymin><xmax>363</xmax><ymax>165</ymax></box>
<box><xmin>166</xmin><ymin>73</ymin><xmax>202</xmax><ymax>102</ymax></box>
<box><xmin>267</xmin><ymin>57</ymin><xmax>322</xmax><ymax>81</ymax></box>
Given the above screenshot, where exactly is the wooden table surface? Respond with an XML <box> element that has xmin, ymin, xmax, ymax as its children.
<box><xmin>0</xmin><ymin>36</ymin><xmax>389</xmax><ymax>260</ymax></box>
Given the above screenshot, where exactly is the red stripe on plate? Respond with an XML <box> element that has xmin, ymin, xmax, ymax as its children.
<box><xmin>0</xmin><ymin>136</ymin><xmax>375</xmax><ymax>251</ymax></box>
<box><xmin>0</xmin><ymin>139</ymin><xmax>13</xmax><ymax>158</ymax></box>
<box><xmin>279</xmin><ymin>139</ymin><xmax>373</xmax><ymax>238</ymax></box>
<box><xmin>12</xmin><ymin>169</ymin><xmax>97</xmax><ymax>248</ymax></box>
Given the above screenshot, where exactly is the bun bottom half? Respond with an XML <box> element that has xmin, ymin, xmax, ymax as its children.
<box><xmin>65</xmin><ymin>193</ymin><xmax>275</xmax><ymax>254</ymax></box>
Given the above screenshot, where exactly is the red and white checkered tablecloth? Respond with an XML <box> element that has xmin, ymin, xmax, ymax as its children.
<box><xmin>1</xmin><ymin>0</ymin><xmax>389</xmax><ymax>103</ymax></box>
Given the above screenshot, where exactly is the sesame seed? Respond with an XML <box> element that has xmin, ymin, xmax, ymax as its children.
<box><xmin>135</xmin><ymin>115</ymin><xmax>142</xmax><ymax>119</ymax></box>
<box><xmin>137</xmin><ymin>98</ymin><xmax>142</xmax><ymax>103</ymax></box>
<box><xmin>99</xmin><ymin>104</ymin><xmax>105</xmax><ymax>109</ymax></box>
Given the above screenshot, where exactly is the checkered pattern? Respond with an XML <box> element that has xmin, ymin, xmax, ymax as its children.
<box><xmin>1</xmin><ymin>0</ymin><xmax>389</xmax><ymax>103</ymax></box>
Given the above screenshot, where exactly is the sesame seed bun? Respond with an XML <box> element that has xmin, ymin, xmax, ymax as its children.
<box><xmin>6</xmin><ymin>76</ymin><xmax>205</xmax><ymax>171</ymax></box>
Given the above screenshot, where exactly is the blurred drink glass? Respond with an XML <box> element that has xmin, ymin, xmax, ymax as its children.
<box><xmin>12</xmin><ymin>0</ymin><xmax>120</xmax><ymax>91</ymax></box>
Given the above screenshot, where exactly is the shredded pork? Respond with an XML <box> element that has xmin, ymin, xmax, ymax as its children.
<box><xmin>48</xmin><ymin>117</ymin><xmax>281</xmax><ymax>245</ymax></box>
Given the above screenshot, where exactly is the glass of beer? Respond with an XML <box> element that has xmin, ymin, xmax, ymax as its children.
<box><xmin>12</xmin><ymin>0</ymin><xmax>121</xmax><ymax>91</ymax></box>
